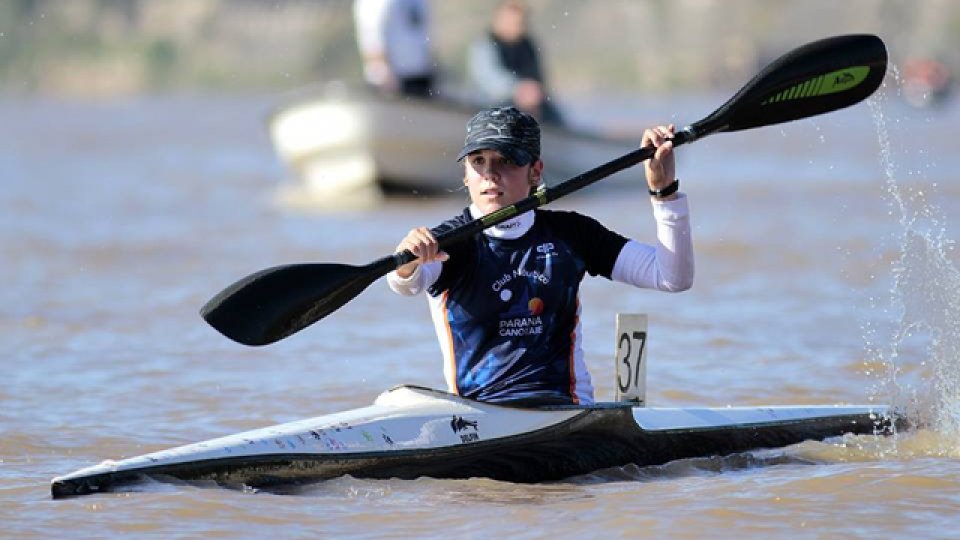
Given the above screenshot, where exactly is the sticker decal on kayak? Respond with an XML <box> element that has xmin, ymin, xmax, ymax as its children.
<box><xmin>380</xmin><ymin>426</ymin><xmax>394</xmax><ymax>446</ymax></box>
<box><xmin>451</xmin><ymin>416</ymin><xmax>480</xmax><ymax>443</ymax></box>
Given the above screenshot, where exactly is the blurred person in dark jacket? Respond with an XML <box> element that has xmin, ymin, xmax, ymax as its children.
<box><xmin>467</xmin><ymin>0</ymin><xmax>563</xmax><ymax>124</ymax></box>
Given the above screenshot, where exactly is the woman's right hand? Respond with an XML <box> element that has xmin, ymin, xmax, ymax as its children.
<box><xmin>395</xmin><ymin>227</ymin><xmax>449</xmax><ymax>278</ymax></box>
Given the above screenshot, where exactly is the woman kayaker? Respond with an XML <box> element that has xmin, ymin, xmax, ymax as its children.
<box><xmin>387</xmin><ymin>106</ymin><xmax>693</xmax><ymax>405</ymax></box>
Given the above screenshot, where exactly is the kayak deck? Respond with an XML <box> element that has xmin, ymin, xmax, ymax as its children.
<box><xmin>51</xmin><ymin>385</ymin><xmax>893</xmax><ymax>498</ymax></box>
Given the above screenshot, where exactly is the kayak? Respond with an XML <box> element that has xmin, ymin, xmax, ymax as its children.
<box><xmin>55</xmin><ymin>37</ymin><xmax>897</xmax><ymax>498</ymax></box>
<box><xmin>51</xmin><ymin>384</ymin><xmax>892</xmax><ymax>498</ymax></box>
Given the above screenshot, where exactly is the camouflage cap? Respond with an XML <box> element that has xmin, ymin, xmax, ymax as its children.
<box><xmin>456</xmin><ymin>106</ymin><xmax>541</xmax><ymax>165</ymax></box>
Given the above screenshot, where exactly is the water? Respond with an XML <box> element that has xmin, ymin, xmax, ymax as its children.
<box><xmin>3</xmin><ymin>82</ymin><xmax>960</xmax><ymax>538</ymax></box>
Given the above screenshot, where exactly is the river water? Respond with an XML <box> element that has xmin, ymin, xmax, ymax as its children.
<box><xmin>3</xmin><ymin>80</ymin><xmax>960</xmax><ymax>538</ymax></box>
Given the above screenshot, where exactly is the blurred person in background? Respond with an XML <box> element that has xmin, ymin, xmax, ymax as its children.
<box><xmin>354</xmin><ymin>0</ymin><xmax>436</xmax><ymax>98</ymax></box>
<box><xmin>467</xmin><ymin>0</ymin><xmax>563</xmax><ymax>124</ymax></box>
<box><xmin>902</xmin><ymin>57</ymin><xmax>952</xmax><ymax>109</ymax></box>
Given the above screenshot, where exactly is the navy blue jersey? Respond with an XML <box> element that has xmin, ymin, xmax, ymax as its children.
<box><xmin>427</xmin><ymin>208</ymin><xmax>628</xmax><ymax>404</ymax></box>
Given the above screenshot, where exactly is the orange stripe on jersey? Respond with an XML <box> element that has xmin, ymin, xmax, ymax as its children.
<box><xmin>440</xmin><ymin>290</ymin><xmax>459</xmax><ymax>395</ymax></box>
<box><xmin>567</xmin><ymin>296</ymin><xmax>581</xmax><ymax>405</ymax></box>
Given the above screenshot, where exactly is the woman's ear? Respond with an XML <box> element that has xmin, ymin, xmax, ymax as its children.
<box><xmin>528</xmin><ymin>167</ymin><xmax>541</xmax><ymax>186</ymax></box>
<box><xmin>530</xmin><ymin>159</ymin><xmax>544</xmax><ymax>185</ymax></box>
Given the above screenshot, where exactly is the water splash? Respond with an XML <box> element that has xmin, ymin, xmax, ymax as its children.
<box><xmin>865</xmin><ymin>65</ymin><xmax>960</xmax><ymax>447</ymax></box>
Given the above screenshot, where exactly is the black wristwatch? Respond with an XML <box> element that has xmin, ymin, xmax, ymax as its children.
<box><xmin>648</xmin><ymin>179</ymin><xmax>679</xmax><ymax>198</ymax></box>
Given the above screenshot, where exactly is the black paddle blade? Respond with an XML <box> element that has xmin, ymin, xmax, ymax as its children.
<box><xmin>690</xmin><ymin>34</ymin><xmax>887</xmax><ymax>137</ymax></box>
<box><xmin>200</xmin><ymin>259</ymin><xmax>393</xmax><ymax>346</ymax></box>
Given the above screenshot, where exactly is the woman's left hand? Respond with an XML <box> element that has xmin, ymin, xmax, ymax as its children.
<box><xmin>642</xmin><ymin>124</ymin><xmax>677</xmax><ymax>197</ymax></box>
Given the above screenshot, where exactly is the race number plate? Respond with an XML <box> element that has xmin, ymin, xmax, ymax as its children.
<box><xmin>614</xmin><ymin>313</ymin><xmax>647</xmax><ymax>404</ymax></box>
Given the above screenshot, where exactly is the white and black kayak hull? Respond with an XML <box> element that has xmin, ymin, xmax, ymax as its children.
<box><xmin>51</xmin><ymin>386</ymin><xmax>893</xmax><ymax>498</ymax></box>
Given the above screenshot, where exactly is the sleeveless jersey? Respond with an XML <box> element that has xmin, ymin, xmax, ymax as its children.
<box><xmin>427</xmin><ymin>208</ymin><xmax>628</xmax><ymax>404</ymax></box>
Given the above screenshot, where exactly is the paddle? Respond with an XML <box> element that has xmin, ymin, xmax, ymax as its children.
<box><xmin>201</xmin><ymin>34</ymin><xmax>887</xmax><ymax>346</ymax></box>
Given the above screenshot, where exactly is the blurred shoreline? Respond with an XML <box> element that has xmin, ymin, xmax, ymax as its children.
<box><xmin>1</xmin><ymin>0</ymin><xmax>957</xmax><ymax>103</ymax></box>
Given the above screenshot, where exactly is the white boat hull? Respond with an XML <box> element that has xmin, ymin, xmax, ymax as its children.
<box><xmin>267</xmin><ymin>87</ymin><xmax>641</xmax><ymax>208</ymax></box>
<box><xmin>51</xmin><ymin>385</ymin><xmax>893</xmax><ymax>498</ymax></box>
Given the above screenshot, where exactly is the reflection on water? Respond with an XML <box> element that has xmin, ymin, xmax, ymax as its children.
<box><xmin>572</xmin><ymin>450</ymin><xmax>818</xmax><ymax>484</ymax></box>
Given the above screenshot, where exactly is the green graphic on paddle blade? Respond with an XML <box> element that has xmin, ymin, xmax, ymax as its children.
<box><xmin>764</xmin><ymin>66</ymin><xmax>871</xmax><ymax>104</ymax></box>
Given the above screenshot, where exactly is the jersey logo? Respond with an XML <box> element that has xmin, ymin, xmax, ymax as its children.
<box><xmin>528</xmin><ymin>297</ymin><xmax>544</xmax><ymax>316</ymax></box>
<box><xmin>536</xmin><ymin>242</ymin><xmax>558</xmax><ymax>259</ymax></box>
<box><xmin>491</xmin><ymin>268</ymin><xmax>550</xmax><ymax>296</ymax></box>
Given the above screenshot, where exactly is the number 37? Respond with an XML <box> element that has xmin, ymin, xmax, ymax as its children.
<box><xmin>617</xmin><ymin>331</ymin><xmax>646</xmax><ymax>393</ymax></box>
<box><xmin>614</xmin><ymin>313</ymin><xmax>648</xmax><ymax>404</ymax></box>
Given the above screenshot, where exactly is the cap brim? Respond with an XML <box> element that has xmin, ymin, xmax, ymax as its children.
<box><xmin>456</xmin><ymin>140</ymin><xmax>535</xmax><ymax>165</ymax></box>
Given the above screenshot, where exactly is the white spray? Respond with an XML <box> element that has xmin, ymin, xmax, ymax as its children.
<box><xmin>866</xmin><ymin>66</ymin><xmax>960</xmax><ymax>445</ymax></box>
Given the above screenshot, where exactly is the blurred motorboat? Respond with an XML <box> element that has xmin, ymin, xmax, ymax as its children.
<box><xmin>267</xmin><ymin>84</ymin><xmax>639</xmax><ymax>208</ymax></box>
<box><xmin>901</xmin><ymin>58</ymin><xmax>952</xmax><ymax>109</ymax></box>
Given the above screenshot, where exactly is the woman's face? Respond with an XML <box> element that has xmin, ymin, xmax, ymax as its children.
<box><xmin>464</xmin><ymin>149</ymin><xmax>542</xmax><ymax>215</ymax></box>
